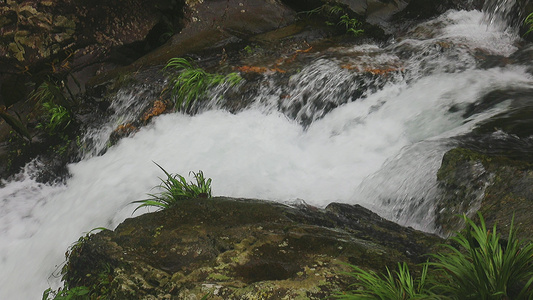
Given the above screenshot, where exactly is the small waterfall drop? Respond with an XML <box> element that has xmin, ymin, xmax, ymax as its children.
<box><xmin>483</xmin><ymin>0</ymin><xmax>531</xmax><ymax>28</ymax></box>
<box><xmin>81</xmin><ymin>82</ymin><xmax>163</xmax><ymax>158</ymax></box>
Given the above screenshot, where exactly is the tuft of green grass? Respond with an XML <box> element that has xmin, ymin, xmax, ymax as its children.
<box><xmin>37</xmin><ymin>101</ymin><xmax>72</xmax><ymax>133</ymax></box>
<box><xmin>338</xmin><ymin>14</ymin><xmax>364</xmax><ymax>36</ymax></box>
<box><xmin>163</xmin><ymin>57</ymin><xmax>242</xmax><ymax>112</ymax></box>
<box><xmin>336</xmin><ymin>213</ymin><xmax>533</xmax><ymax>299</ymax></box>
<box><xmin>132</xmin><ymin>162</ymin><xmax>212</xmax><ymax>213</ymax></box>
<box><xmin>430</xmin><ymin>213</ymin><xmax>533</xmax><ymax>299</ymax></box>
<box><xmin>30</xmin><ymin>79</ymin><xmax>76</xmax><ymax>135</ymax></box>
<box><xmin>297</xmin><ymin>5</ymin><xmax>364</xmax><ymax>36</ymax></box>
<box><xmin>335</xmin><ymin>262</ymin><xmax>437</xmax><ymax>299</ymax></box>
<box><xmin>524</xmin><ymin>12</ymin><xmax>533</xmax><ymax>37</ymax></box>
<box><xmin>328</xmin><ymin>5</ymin><xmax>344</xmax><ymax>16</ymax></box>
<box><xmin>30</xmin><ymin>80</ymin><xmax>63</xmax><ymax>104</ymax></box>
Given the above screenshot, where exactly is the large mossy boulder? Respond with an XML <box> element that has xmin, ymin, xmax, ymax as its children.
<box><xmin>64</xmin><ymin>197</ymin><xmax>441</xmax><ymax>299</ymax></box>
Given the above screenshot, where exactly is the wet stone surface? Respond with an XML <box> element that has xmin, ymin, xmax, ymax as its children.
<box><xmin>64</xmin><ymin>197</ymin><xmax>441</xmax><ymax>299</ymax></box>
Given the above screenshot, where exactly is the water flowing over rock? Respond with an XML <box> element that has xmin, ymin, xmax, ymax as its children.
<box><xmin>64</xmin><ymin>198</ymin><xmax>440</xmax><ymax>299</ymax></box>
<box><xmin>483</xmin><ymin>0</ymin><xmax>532</xmax><ymax>28</ymax></box>
<box><xmin>434</xmin><ymin>85</ymin><xmax>533</xmax><ymax>238</ymax></box>
<box><xmin>2</xmin><ymin>0</ymin><xmax>533</xmax><ymax>299</ymax></box>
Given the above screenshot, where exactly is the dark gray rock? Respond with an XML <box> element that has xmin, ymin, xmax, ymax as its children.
<box><xmin>435</xmin><ymin>147</ymin><xmax>533</xmax><ymax>239</ymax></box>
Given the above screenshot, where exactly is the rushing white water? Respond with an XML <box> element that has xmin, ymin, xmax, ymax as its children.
<box><xmin>483</xmin><ymin>0</ymin><xmax>522</xmax><ymax>28</ymax></box>
<box><xmin>81</xmin><ymin>83</ymin><xmax>160</xmax><ymax>158</ymax></box>
<box><xmin>1</xmin><ymin>9</ymin><xmax>532</xmax><ymax>299</ymax></box>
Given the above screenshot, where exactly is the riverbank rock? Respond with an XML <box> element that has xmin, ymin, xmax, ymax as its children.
<box><xmin>434</xmin><ymin>86</ymin><xmax>533</xmax><ymax>238</ymax></box>
<box><xmin>63</xmin><ymin>197</ymin><xmax>441</xmax><ymax>299</ymax></box>
<box><xmin>0</xmin><ymin>0</ymin><xmax>178</xmax><ymax>98</ymax></box>
<box><xmin>435</xmin><ymin>145</ymin><xmax>533</xmax><ymax>239</ymax></box>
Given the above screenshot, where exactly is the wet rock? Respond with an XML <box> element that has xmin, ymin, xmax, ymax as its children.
<box><xmin>64</xmin><ymin>197</ymin><xmax>441</xmax><ymax>299</ymax></box>
<box><xmin>336</xmin><ymin>0</ymin><xmax>409</xmax><ymax>25</ymax></box>
<box><xmin>394</xmin><ymin>0</ymin><xmax>484</xmax><ymax>21</ymax></box>
<box><xmin>469</xmin><ymin>88</ymin><xmax>533</xmax><ymax>139</ymax></box>
<box><xmin>0</xmin><ymin>0</ymin><xmax>173</xmax><ymax>67</ymax></box>
<box><xmin>0</xmin><ymin>0</ymin><xmax>182</xmax><ymax>113</ymax></box>
<box><xmin>435</xmin><ymin>146</ymin><xmax>533</xmax><ymax>239</ymax></box>
<box><xmin>133</xmin><ymin>0</ymin><xmax>298</xmax><ymax>67</ymax></box>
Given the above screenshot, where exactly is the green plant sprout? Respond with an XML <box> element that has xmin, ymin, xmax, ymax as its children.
<box><xmin>37</xmin><ymin>101</ymin><xmax>72</xmax><ymax>133</ymax></box>
<box><xmin>296</xmin><ymin>5</ymin><xmax>323</xmax><ymax>18</ymax></box>
<box><xmin>336</xmin><ymin>262</ymin><xmax>436</xmax><ymax>299</ymax></box>
<box><xmin>243</xmin><ymin>45</ymin><xmax>256</xmax><ymax>55</ymax></box>
<box><xmin>327</xmin><ymin>5</ymin><xmax>344</xmax><ymax>16</ymax></box>
<box><xmin>30</xmin><ymin>78</ymin><xmax>76</xmax><ymax>108</ymax></box>
<box><xmin>163</xmin><ymin>57</ymin><xmax>242</xmax><ymax>112</ymax></box>
<box><xmin>339</xmin><ymin>14</ymin><xmax>364</xmax><ymax>36</ymax></box>
<box><xmin>30</xmin><ymin>80</ymin><xmax>62</xmax><ymax>104</ymax></box>
<box><xmin>524</xmin><ymin>12</ymin><xmax>533</xmax><ymax>37</ymax></box>
<box><xmin>297</xmin><ymin>5</ymin><xmax>364</xmax><ymax>36</ymax></box>
<box><xmin>132</xmin><ymin>162</ymin><xmax>212</xmax><ymax>213</ymax></box>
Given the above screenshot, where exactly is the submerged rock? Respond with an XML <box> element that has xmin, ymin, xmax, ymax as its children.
<box><xmin>64</xmin><ymin>197</ymin><xmax>440</xmax><ymax>299</ymax></box>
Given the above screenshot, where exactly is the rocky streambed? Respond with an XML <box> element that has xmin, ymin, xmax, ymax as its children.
<box><xmin>2</xmin><ymin>0</ymin><xmax>533</xmax><ymax>299</ymax></box>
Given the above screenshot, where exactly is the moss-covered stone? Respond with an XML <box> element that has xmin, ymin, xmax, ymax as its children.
<box><xmin>436</xmin><ymin>147</ymin><xmax>533</xmax><ymax>239</ymax></box>
<box><xmin>64</xmin><ymin>197</ymin><xmax>441</xmax><ymax>299</ymax></box>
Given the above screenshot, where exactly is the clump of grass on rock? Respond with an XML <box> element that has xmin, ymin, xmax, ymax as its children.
<box><xmin>337</xmin><ymin>213</ymin><xmax>533</xmax><ymax>300</ymax></box>
<box><xmin>132</xmin><ymin>162</ymin><xmax>212</xmax><ymax>213</ymax></box>
<box><xmin>163</xmin><ymin>57</ymin><xmax>241</xmax><ymax>112</ymax></box>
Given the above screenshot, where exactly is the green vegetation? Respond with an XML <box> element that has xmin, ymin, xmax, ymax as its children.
<box><xmin>37</xmin><ymin>101</ymin><xmax>72</xmax><ymax>133</ymax></box>
<box><xmin>298</xmin><ymin>4</ymin><xmax>364</xmax><ymax>37</ymax></box>
<box><xmin>201</xmin><ymin>292</ymin><xmax>212</xmax><ymax>300</ymax></box>
<box><xmin>163</xmin><ymin>58</ymin><xmax>242</xmax><ymax>112</ymax></box>
<box><xmin>42</xmin><ymin>267</ymin><xmax>112</xmax><ymax>300</ymax></box>
<box><xmin>338</xmin><ymin>213</ymin><xmax>533</xmax><ymax>299</ymax></box>
<box><xmin>26</xmin><ymin>78</ymin><xmax>77</xmax><ymax>146</ymax></box>
<box><xmin>524</xmin><ymin>12</ymin><xmax>533</xmax><ymax>37</ymax></box>
<box><xmin>132</xmin><ymin>163</ymin><xmax>212</xmax><ymax>212</ymax></box>
<box><xmin>242</xmin><ymin>44</ymin><xmax>261</xmax><ymax>55</ymax></box>
<box><xmin>338</xmin><ymin>14</ymin><xmax>364</xmax><ymax>36</ymax></box>
<box><xmin>42</xmin><ymin>286</ymin><xmax>90</xmax><ymax>300</ymax></box>
<box><xmin>430</xmin><ymin>214</ymin><xmax>533</xmax><ymax>299</ymax></box>
<box><xmin>30</xmin><ymin>80</ymin><xmax>66</xmax><ymax>106</ymax></box>
<box><xmin>43</xmin><ymin>228</ymin><xmax>110</xmax><ymax>300</ymax></box>
<box><xmin>31</xmin><ymin>79</ymin><xmax>73</xmax><ymax>133</ymax></box>
<box><xmin>337</xmin><ymin>262</ymin><xmax>436</xmax><ymax>299</ymax></box>
<box><xmin>328</xmin><ymin>5</ymin><xmax>344</xmax><ymax>16</ymax></box>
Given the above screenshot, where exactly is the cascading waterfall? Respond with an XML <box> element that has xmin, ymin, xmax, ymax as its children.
<box><xmin>81</xmin><ymin>82</ymin><xmax>163</xmax><ymax>158</ymax></box>
<box><xmin>1</xmin><ymin>7</ymin><xmax>532</xmax><ymax>299</ymax></box>
<box><xmin>483</xmin><ymin>0</ymin><xmax>529</xmax><ymax>28</ymax></box>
